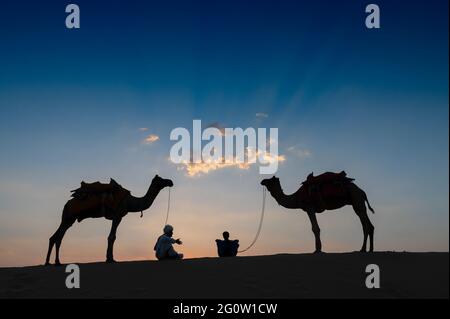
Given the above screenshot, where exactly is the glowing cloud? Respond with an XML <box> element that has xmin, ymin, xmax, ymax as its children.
<box><xmin>143</xmin><ymin>134</ymin><xmax>160</xmax><ymax>144</ymax></box>
<box><xmin>177</xmin><ymin>149</ymin><xmax>286</xmax><ymax>177</ymax></box>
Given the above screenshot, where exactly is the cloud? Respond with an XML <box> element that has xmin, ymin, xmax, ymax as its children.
<box><xmin>139</xmin><ymin>127</ymin><xmax>149</xmax><ymax>132</ymax></box>
<box><xmin>179</xmin><ymin>159</ymin><xmax>251</xmax><ymax>176</ymax></box>
<box><xmin>287</xmin><ymin>146</ymin><xmax>312</xmax><ymax>159</ymax></box>
<box><xmin>255</xmin><ymin>112</ymin><xmax>269</xmax><ymax>118</ymax></box>
<box><xmin>143</xmin><ymin>134</ymin><xmax>160</xmax><ymax>144</ymax></box>
<box><xmin>177</xmin><ymin>149</ymin><xmax>286</xmax><ymax>177</ymax></box>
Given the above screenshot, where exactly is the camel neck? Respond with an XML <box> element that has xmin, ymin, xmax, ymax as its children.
<box><xmin>268</xmin><ymin>182</ymin><xmax>301</xmax><ymax>209</ymax></box>
<box><xmin>127</xmin><ymin>181</ymin><xmax>163</xmax><ymax>213</ymax></box>
<box><xmin>142</xmin><ymin>182</ymin><xmax>162</xmax><ymax>206</ymax></box>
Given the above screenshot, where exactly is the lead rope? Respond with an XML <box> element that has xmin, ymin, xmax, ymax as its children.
<box><xmin>238</xmin><ymin>187</ymin><xmax>266</xmax><ymax>253</ymax></box>
<box><xmin>164</xmin><ymin>187</ymin><xmax>171</xmax><ymax>225</ymax></box>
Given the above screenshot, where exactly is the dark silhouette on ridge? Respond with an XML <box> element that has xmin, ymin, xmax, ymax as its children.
<box><xmin>216</xmin><ymin>231</ymin><xmax>239</xmax><ymax>257</ymax></box>
<box><xmin>261</xmin><ymin>171</ymin><xmax>375</xmax><ymax>253</ymax></box>
<box><xmin>154</xmin><ymin>224</ymin><xmax>183</xmax><ymax>260</ymax></box>
<box><xmin>45</xmin><ymin>174</ymin><xmax>173</xmax><ymax>265</ymax></box>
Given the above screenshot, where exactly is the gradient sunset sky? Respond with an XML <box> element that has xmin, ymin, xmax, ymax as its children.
<box><xmin>0</xmin><ymin>0</ymin><xmax>448</xmax><ymax>267</ymax></box>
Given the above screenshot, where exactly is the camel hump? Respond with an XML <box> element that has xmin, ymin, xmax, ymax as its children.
<box><xmin>302</xmin><ymin>171</ymin><xmax>354</xmax><ymax>186</ymax></box>
<box><xmin>70</xmin><ymin>179</ymin><xmax>130</xmax><ymax>199</ymax></box>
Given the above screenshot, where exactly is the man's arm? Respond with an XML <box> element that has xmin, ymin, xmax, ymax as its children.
<box><xmin>166</xmin><ymin>237</ymin><xmax>177</xmax><ymax>244</ymax></box>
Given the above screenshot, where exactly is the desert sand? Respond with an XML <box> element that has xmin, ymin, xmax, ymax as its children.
<box><xmin>0</xmin><ymin>252</ymin><xmax>448</xmax><ymax>298</ymax></box>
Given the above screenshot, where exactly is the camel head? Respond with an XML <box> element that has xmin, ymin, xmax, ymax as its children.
<box><xmin>123</xmin><ymin>175</ymin><xmax>173</xmax><ymax>214</ymax></box>
<box><xmin>152</xmin><ymin>174</ymin><xmax>174</xmax><ymax>189</ymax></box>
<box><xmin>260</xmin><ymin>176</ymin><xmax>280</xmax><ymax>190</ymax></box>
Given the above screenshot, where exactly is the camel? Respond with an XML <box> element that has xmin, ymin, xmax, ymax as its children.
<box><xmin>45</xmin><ymin>175</ymin><xmax>173</xmax><ymax>265</ymax></box>
<box><xmin>261</xmin><ymin>172</ymin><xmax>375</xmax><ymax>253</ymax></box>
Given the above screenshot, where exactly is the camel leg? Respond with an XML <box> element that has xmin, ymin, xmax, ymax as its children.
<box><xmin>54</xmin><ymin>220</ymin><xmax>74</xmax><ymax>265</ymax></box>
<box><xmin>45</xmin><ymin>226</ymin><xmax>60</xmax><ymax>265</ymax></box>
<box><xmin>354</xmin><ymin>205</ymin><xmax>374</xmax><ymax>252</ymax></box>
<box><xmin>365</xmin><ymin>214</ymin><xmax>374</xmax><ymax>252</ymax></box>
<box><xmin>357</xmin><ymin>214</ymin><xmax>368</xmax><ymax>252</ymax></box>
<box><xmin>307</xmin><ymin>212</ymin><xmax>322</xmax><ymax>253</ymax></box>
<box><xmin>45</xmin><ymin>220</ymin><xmax>72</xmax><ymax>266</ymax></box>
<box><xmin>106</xmin><ymin>218</ymin><xmax>122</xmax><ymax>263</ymax></box>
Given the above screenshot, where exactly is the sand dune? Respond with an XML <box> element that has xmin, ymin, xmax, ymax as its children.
<box><xmin>0</xmin><ymin>252</ymin><xmax>447</xmax><ymax>298</ymax></box>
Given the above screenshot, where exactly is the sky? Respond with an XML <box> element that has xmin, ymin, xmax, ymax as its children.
<box><xmin>0</xmin><ymin>0</ymin><xmax>448</xmax><ymax>267</ymax></box>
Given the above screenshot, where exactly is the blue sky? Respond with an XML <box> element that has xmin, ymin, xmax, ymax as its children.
<box><xmin>0</xmin><ymin>0</ymin><xmax>448</xmax><ymax>266</ymax></box>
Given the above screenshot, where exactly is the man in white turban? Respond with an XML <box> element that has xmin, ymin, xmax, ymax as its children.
<box><xmin>154</xmin><ymin>224</ymin><xmax>183</xmax><ymax>260</ymax></box>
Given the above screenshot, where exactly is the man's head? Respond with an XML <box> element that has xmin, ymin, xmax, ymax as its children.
<box><xmin>222</xmin><ymin>231</ymin><xmax>230</xmax><ymax>240</ymax></box>
<box><xmin>164</xmin><ymin>224</ymin><xmax>174</xmax><ymax>237</ymax></box>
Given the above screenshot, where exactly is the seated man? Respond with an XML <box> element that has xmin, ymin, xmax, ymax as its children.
<box><xmin>215</xmin><ymin>231</ymin><xmax>239</xmax><ymax>257</ymax></box>
<box><xmin>154</xmin><ymin>225</ymin><xmax>183</xmax><ymax>260</ymax></box>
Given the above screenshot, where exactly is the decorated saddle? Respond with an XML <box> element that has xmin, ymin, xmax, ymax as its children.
<box><xmin>70</xmin><ymin>178</ymin><xmax>130</xmax><ymax>220</ymax></box>
<box><xmin>301</xmin><ymin>171</ymin><xmax>354</xmax><ymax>203</ymax></box>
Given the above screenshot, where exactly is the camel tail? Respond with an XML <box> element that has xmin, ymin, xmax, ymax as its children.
<box><xmin>364</xmin><ymin>192</ymin><xmax>375</xmax><ymax>214</ymax></box>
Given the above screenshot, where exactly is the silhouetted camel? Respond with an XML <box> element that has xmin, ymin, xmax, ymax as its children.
<box><xmin>261</xmin><ymin>172</ymin><xmax>375</xmax><ymax>253</ymax></box>
<box><xmin>45</xmin><ymin>175</ymin><xmax>173</xmax><ymax>265</ymax></box>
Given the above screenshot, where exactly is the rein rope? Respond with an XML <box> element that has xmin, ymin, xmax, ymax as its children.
<box><xmin>140</xmin><ymin>187</ymin><xmax>172</xmax><ymax>220</ymax></box>
<box><xmin>164</xmin><ymin>187</ymin><xmax>171</xmax><ymax>225</ymax></box>
<box><xmin>238</xmin><ymin>187</ymin><xmax>267</xmax><ymax>253</ymax></box>
<box><xmin>156</xmin><ymin>186</ymin><xmax>265</xmax><ymax>254</ymax></box>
